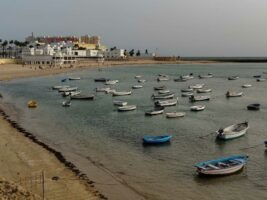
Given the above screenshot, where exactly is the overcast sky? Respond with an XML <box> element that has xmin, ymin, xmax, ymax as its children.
<box><xmin>1</xmin><ymin>0</ymin><xmax>267</xmax><ymax>56</ymax></box>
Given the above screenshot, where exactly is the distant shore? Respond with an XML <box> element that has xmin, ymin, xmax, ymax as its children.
<box><xmin>0</xmin><ymin>59</ymin><xmax>217</xmax><ymax>81</ymax></box>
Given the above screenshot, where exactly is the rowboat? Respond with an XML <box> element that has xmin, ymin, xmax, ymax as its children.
<box><xmin>95</xmin><ymin>87</ymin><xmax>111</xmax><ymax>92</ymax></box>
<box><xmin>256</xmin><ymin>78</ymin><xmax>266</xmax><ymax>82</ymax></box>
<box><xmin>181</xmin><ymin>92</ymin><xmax>194</xmax><ymax>97</ymax></box>
<box><xmin>69</xmin><ymin>77</ymin><xmax>81</xmax><ymax>80</ymax></box>
<box><xmin>166</xmin><ymin>112</ymin><xmax>186</xmax><ymax>118</ymax></box>
<box><xmin>247</xmin><ymin>104</ymin><xmax>260</xmax><ymax>111</ymax></box>
<box><xmin>138</xmin><ymin>79</ymin><xmax>146</xmax><ymax>83</ymax></box>
<box><xmin>253</xmin><ymin>75</ymin><xmax>261</xmax><ymax>78</ymax></box>
<box><xmin>199</xmin><ymin>74</ymin><xmax>213</xmax><ymax>79</ymax></box>
<box><xmin>62</xmin><ymin>100</ymin><xmax>71</xmax><ymax>107</ymax></box>
<box><xmin>157</xmin><ymin>77</ymin><xmax>170</xmax><ymax>81</ymax></box>
<box><xmin>242</xmin><ymin>84</ymin><xmax>252</xmax><ymax>88</ymax></box>
<box><xmin>145</xmin><ymin>107</ymin><xmax>164</xmax><ymax>116</ymax></box>
<box><xmin>195</xmin><ymin>155</ymin><xmax>248</xmax><ymax>176</ymax></box>
<box><xmin>174</xmin><ymin>78</ymin><xmax>187</xmax><ymax>82</ymax></box>
<box><xmin>62</xmin><ymin>90</ymin><xmax>81</xmax><ymax>97</ymax></box>
<box><xmin>28</xmin><ymin>100</ymin><xmax>37</xmax><ymax>108</ymax></box>
<box><xmin>61</xmin><ymin>78</ymin><xmax>67</xmax><ymax>82</ymax></box>
<box><xmin>70</xmin><ymin>94</ymin><xmax>94</xmax><ymax>100</ymax></box>
<box><xmin>181</xmin><ymin>88</ymin><xmax>193</xmax><ymax>92</ymax></box>
<box><xmin>152</xmin><ymin>93</ymin><xmax>175</xmax><ymax>100</ymax></box>
<box><xmin>112</xmin><ymin>91</ymin><xmax>132</xmax><ymax>96</ymax></box>
<box><xmin>158</xmin><ymin>89</ymin><xmax>170</xmax><ymax>94</ymax></box>
<box><xmin>189</xmin><ymin>84</ymin><xmax>205</xmax><ymax>89</ymax></box>
<box><xmin>118</xmin><ymin>105</ymin><xmax>137</xmax><ymax>111</ymax></box>
<box><xmin>228</xmin><ymin>76</ymin><xmax>239</xmax><ymax>80</ymax></box>
<box><xmin>143</xmin><ymin>135</ymin><xmax>172</xmax><ymax>144</ymax></box>
<box><xmin>132</xmin><ymin>85</ymin><xmax>143</xmax><ymax>89</ymax></box>
<box><xmin>94</xmin><ymin>78</ymin><xmax>110</xmax><ymax>82</ymax></box>
<box><xmin>52</xmin><ymin>85</ymin><xmax>70</xmax><ymax>90</ymax></box>
<box><xmin>105</xmin><ymin>80</ymin><xmax>119</xmax><ymax>85</ymax></box>
<box><xmin>155</xmin><ymin>98</ymin><xmax>178</xmax><ymax>107</ymax></box>
<box><xmin>216</xmin><ymin>122</ymin><xmax>249</xmax><ymax>140</ymax></box>
<box><xmin>113</xmin><ymin>100</ymin><xmax>128</xmax><ymax>106</ymax></box>
<box><xmin>181</xmin><ymin>74</ymin><xmax>194</xmax><ymax>80</ymax></box>
<box><xmin>189</xmin><ymin>95</ymin><xmax>210</xmax><ymax>102</ymax></box>
<box><xmin>190</xmin><ymin>105</ymin><xmax>205</xmax><ymax>111</ymax></box>
<box><xmin>197</xmin><ymin>89</ymin><xmax>212</xmax><ymax>93</ymax></box>
<box><xmin>226</xmin><ymin>91</ymin><xmax>243</xmax><ymax>97</ymax></box>
<box><xmin>154</xmin><ymin>86</ymin><xmax>167</xmax><ymax>90</ymax></box>
<box><xmin>135</xmin><ymin>75</ymin><xmax>142</xmax><ymax>79</ymax></box>
<box><xmin>58</xmin><ymin>87</ymin><xmax>78</xmax><ymax>92</ymax></box>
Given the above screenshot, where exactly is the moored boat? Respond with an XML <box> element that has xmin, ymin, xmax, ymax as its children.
<box><xmin>132</xmin><ymin>85</ymin><xmax>143</xmax><ymax>89</ymax></box>
<box><xmin>155</xmin><ymin>98</ymin><xmax>178</xmax><ymax>107</ymax></box>
<box><xmin>138</xmin><ymin>79</ymin><xmax>146</xmax><ymax>83</ymax></box>
<box><xmin>197</xmin><ymin>88</ymin><xmax>212</xmax><ymax>93</ymax></box>
<box><xmin>70</xmin><ymin>94</ymin><xmax>94</xmax><ymax>100</ymax></box>
<box><xmin>62</xmin><ymin>100</ymin><xmax>71</xmax><ymax>107</ymax></box>
<box><xmin>199</xmin><ymin>74</ymin><xmax>213</xmax><ymax>79</ymax></box>
<box><xmin>228</xmin><ymin>76</ymin><xmax>239</xmax><ymax>80</ymax></box>
<box><xmin>62</xmin><ymin>90</ymin><xmax>81</xmax><ymax>97</ymax></box>
<box><xmin>152</xmin><ymin>93</ymin><xmax>175</xmax><ymax>100</ymax></box>
<box><xmin>195</xmin><ymin>155</ymin><xmax>248</xmax><ymax>176</ymax></box>
<box><xmin>166</xmin><ymin>112</ymin><xmax>186</xmax><ymax>118</ymax></box>
<box><xmin>118</xmin><ymin>105</ymin><xmax>137</xmax><ymax>111</ymax></box>
<box><xmin>158</xmin><ymin>89</ymin><xmax>170</xmax><ymax>94</ymax></box>
<box><xmin>52</xmin><ymin>85</ymin><xmax>70</xmax><ymax>90</ymax></box>
<box><xmin>112</xmin><ymin>91</ymin><xmax>132</xmax><ymax>96</ymax></box>
<box><xmin>154</xmin><ymin>86</ymin><xmax>167</xmax><ymax>90</ymax></box>
<box><xmin>190</xmin><ymin>105</ymin><xmax>205</xmax><ymax>111</ymax></box>
<box><xmin>256</xmin><ymin>78</ymin><xmax>266</xmax><ymax>82</ymax></box>
<box><xmin>253</xmin><ymin>75</ymin><xmax>261</xmax><ymax>78</ymax></box>
<box><xmin>190</xmin><ymin>95</ymin><xmax>210</xmax><ymax>102</ymax></box>
<box><xmin>226</xmin><ymin>91</ymin><xmax>243</xmax><ymax>97</ymax></box>
<box><xmin>157</xmin><ymin>77</ymin><xmax>170</xmax><ymax>81</ymax></box>
<box><xmin>95</xmin><ymin>87</ymin><xmax>111</xmax><ymax>92</ymax></box>
<box><xmin>105</xmin><ymin>80</ymin><xmax>119</xmax><ymax>85</ymax></box>
<box><xmin>143</xmin><ymin>135</ymin><xmax>172</xmax><ymax>144</ymax></box>
<box><xmin>242</xmin><ymin>84</ymin><xmax>252</xmax><ymax>88</ymax></box>
<box><xmin>145</xmin><ymin>107</ymin><xmax>164</xmax><ymax>116</ymax></box>
<box><xmin>174</xmin><ymin>78</ymin><xmax>187</xmax><ymax>82</ymax></box>
<box><xmin>216</xmin><ymin>122</ymin><xmax>249</xmax><ymax>140</ymax></box>
<box><xmin>113</xmin><ymin>100</ymin><xmax>128</xmax><ymax>106</ymax></box>
<box><xmin>28</xmin><ymin>100</ymin><xmax>37</xmax><ymax>108</ymax></box>
<box><xmin>247</xmin><ymin>103</ymin><xmax>260</xmax><ymax>111</ymax></box>
<box><xmin>58</xmin><ymin>87</ymin><xmax>78</xmax><ymax>92</ymax></box>
<box><xmin>181</xmin><ymin>88</ymin><xmax>193</xmax><ymax>92</ymax></box>
<box><xmin>181</xmin><ymin>92</ymin><xmax>194</xmax><ymax>97</ymax></box>
<box><xmin>189</xmin><ymin>84</ymin><xmax>205</xmax><ymax>89</ymax></box>
<box><xmin>94</xmin><ymin>78</ymin><xmax>110</xmax><ymax>82</ymax></box>
<box><xmin>69</xmin><ymin>77</ymin><xmax>81</xmax><ymax>80</ymax></box>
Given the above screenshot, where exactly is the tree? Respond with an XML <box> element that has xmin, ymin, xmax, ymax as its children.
<box><xmin>136</xmin><ymin>50</ymin><xmax>141</xmax><ymax>56</ymax></box>
<box><xmin>110</xmin><ymin>46</ymin><xmax>117</xmax><ymax>51</ymax></box>
<box><xmin>145</xmin><ymin>49</ymin><xmax>148</xmax><ymax>54</ymax></box>
<box><xmin>129</xmin><ymin>49</ymin><xmax>135</xmax><ymax>56</ymax></box>
<box><xmin>2</xmin><ymin>40</ymin><xmax>8</xmax><ymax>57</ymax></box>
<box><xmin>124</xmin><ymin>50</ymin><xmax>128</xmax><ymax>57</ymax></box>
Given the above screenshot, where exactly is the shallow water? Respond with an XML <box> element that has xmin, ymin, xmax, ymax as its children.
<box><xmin>1</xmin><ymin>63</ymin><xmax>267</xmax><ymax>200</ymax></box>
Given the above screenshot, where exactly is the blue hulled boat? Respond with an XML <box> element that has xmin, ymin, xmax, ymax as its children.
<box><xmin>195</xmin><ymin>155</ymin><xmax>248</xmax><ymax>176</ymax></box>
<box><xmin>143</xmin><ymin>135</ymin><xmax>172</xmax><ymax>144</ymax></box>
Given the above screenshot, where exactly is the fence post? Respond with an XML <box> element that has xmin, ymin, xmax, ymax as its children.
<box><xmin>42</xmin><ymin>171</ymin><xmax>45</xmax><ymax>200</ymax></box>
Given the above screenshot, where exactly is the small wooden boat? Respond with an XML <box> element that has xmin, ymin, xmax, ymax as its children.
<box><xmin>181</xmin><ymin>88</ymin><xmax>193</xmax><ymax>92</ymax></box>
<box><xmin>155</xmin><ymin>99</ymin><xmax>178</xmax><ymax>107</ymax></box>
<box><xmin>190</xmin><ymin>95</ymin><xmax>210</xmax><ymax>102</ymax></box>
<box><xmin>166</xmin><ymin>112</ymin><xmax>186</xmax><ymax>118</ymax></box>
<box><xmin>52</xmin><ymin>85</ymin><xmax>70</xmax><ymax>90</ymax></box>
<box><xmin>58</xmin><ymin>87</ymin><xmax>78</xmax><ymax>92</ymax></box>
<box><xmin>132</xmin><ymin>85</ymin><xmax>143</xmax><ymax>89</ymax></box>
<box><xmin>154</xmin><ymin>86</ymin><xmax>167</xmax><ymax>90</ymax></box>
<box><xmin>138</xmin><ymin>79</ymin><xmax>146</xmax><ymax>83</ymax></box>
<box><xmin>105</xmin><ymin>80</ymin><xmax>119</xmax><ymax>85</ymax></box>
<box><xmin>242</xmin><ymin>84</ymin><xmax>252</xmax><ymax>88</ymax></box>
<box><xmin>253</xmin><ymin>75</ymin><xmax>261</xmax><ymax>78</ymax></box>
<box><xmin>118</xmin><ymin>105</ymin><xmax>137</xmax><ymax>111</ymax></box>
<box><xmin>226</xmin><ymin>91</ymin><xmax>243</xmax><ymax>97</ymax></box>
<box><xmin>199</xmin><ymin>74</ymin><xmax>213</xmax><ymax>79</ymax></box>
<box><xmin>94</xmin><ymin>78</ymin><xmax>110</xmax><ymax>82</ymax></box>
<box><xmin>152</xmin><ymin>93</ymin><xmax>175</xmax><ymax>100</ymax></box>
<box><xmin>197</xmin><ymin>89</ymin><xmax>212</xmax><ymax>93</ymax></box>
<box><xmin>145</xmin><ymin>107</ymin><xmax>164</xmax><ymax>116</ymax></box>
<box><xmin>216</xmin><ymin>122</ymin><xmax>249</xmax><ymax>140</ymax></box>
<box><xmin>62</xmin><ymin>100</ymin><xmax>71</xmax><ymax>107</ymax></box>
<box><xmin>113</xmin><ymin>100</ymin><xmax>128</xmax><ymax>106</ymax></box>
<box><xmin>256</xmin><ymin>78</ymin><xmax>266</xmax><ymax>82</ymax></box>
<box><xmin>158</xmin><ymin>89</ymin><xmax>170</xmax><ymax>94</ymax></box>
<box><xmin>28</xmin><ymin>100</ymin><xmax>37</xmax><ymax>108</ymax></box>
<box><xmin>95</xmin><ymin>87</ymin><xmax>111</xmax><ymax>92</ymax></box>
<box><xmin>61</xmin><ymin>78</ymin><xmax>67</xmax><ymax>82</ymax></box>
<box><xmin>135</xmin><ymin>75</ymin><xmax>142</xmax><ymax>79</ymax></box>
<box><xmin>143</xmin><ymin>135</ymin><xmax>172</xmax><ymax>144</ymax></box>
<box><xmin>62</xmin><ymin>90</ymin><xmax>81</xmax><ymax>97</ymax></box>
<box><xmin>69</xmin><ymin>77</ymin><xmax>81</xmax><ymax>80</ymax></box>
<box><xmin>174</xmin><ymin>78</ymin><xmax>187</xmax><ymax>82</ymax></box>
<box><xmin>228</xmin><ymin>76</ymin><xmax>239</xmax><ymax>80</ymax></box>
<box><xmin>112</xmin><ymin>91</ymin><xmax>132</xmax><ymax>96</ymax></box>
<box><xmin>70</xmin><ymin>94</ymin><xmax>94</xmax><ymax>100</ymax></box>
<box><xmin>190</xmin><ymin>105</ymin><xmax>205</xmax><ymax>111</ymax></box>
<box><xmin>157</xmin><ymin>77</ymin><xmax>170</xmax><ymax>81</ymax></box>
<box><xmin>189</xmin><ymin>84</ymin><xmax>205</xmax><ymax>89</ymax></box>
<box><xmin>181</xmin><ymin>92</ymin><xmax>194</xmax><ymax>97</ymax></box>
<box><xmin>247</xmin><ymin>103</ymin><xmax>260</xmax><ymax>110</ymax></box>
<box><xmin>181</xmin><ymin>74</ymin><xmax>194</xmax><ymax>80</ymax></box>
<box><xmin>195</xmin><ymin>155</ymin><xmax>248</xmax><ymax>176</ymax></box>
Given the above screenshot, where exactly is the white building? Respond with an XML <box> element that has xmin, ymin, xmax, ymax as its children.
<box><xmin>102</xmin><ymin>49</ymin><xmax>125</xmax><ymax>59</ymax></box>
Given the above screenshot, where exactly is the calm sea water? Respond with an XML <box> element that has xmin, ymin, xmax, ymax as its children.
<box><xmin>1</xmin><ymin>63</ymin><xmax>267</xmax><ymax>200</ymax></box>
